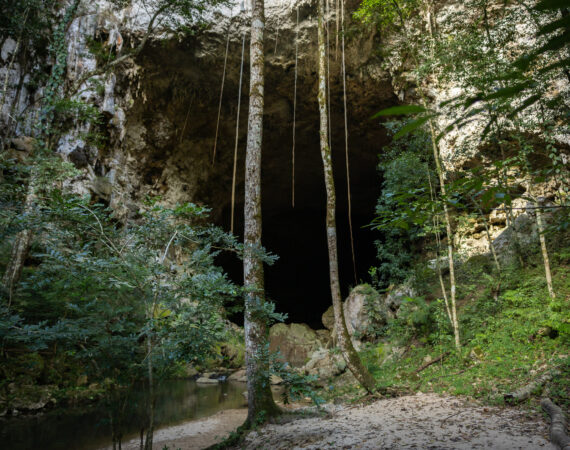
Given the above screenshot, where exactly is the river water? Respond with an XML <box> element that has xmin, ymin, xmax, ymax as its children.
<box><xmin>1</xmin><ymin>380</ymin><xmax>250</xmax><ymax>450</ymax></box>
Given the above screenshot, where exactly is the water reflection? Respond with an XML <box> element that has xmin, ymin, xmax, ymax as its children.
<box><xmin>0</xmin><ymin>380</ymin><xmax>249</xmax><ymax>450</ymax></box>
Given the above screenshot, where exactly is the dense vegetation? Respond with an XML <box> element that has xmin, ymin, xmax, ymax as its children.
<box><xmin>340</xmin><ymin>0</ymin><xmax>570</xmax><ymax>412</ymax></box>
<box><xmin>0</xmin><ymin>0</ymin><xmax>568</xmax><ymax>448</ymax></box>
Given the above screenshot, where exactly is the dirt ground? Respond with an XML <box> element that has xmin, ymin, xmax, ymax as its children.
<box><xmin>115</xmin><ymin>392</ymin><xmax>555</xmax><ymax>449</ymax></box>
<box><xmin>242</xmin><ymin>393</ymin><xmax>555</xmax><ymax>450</ymax></box>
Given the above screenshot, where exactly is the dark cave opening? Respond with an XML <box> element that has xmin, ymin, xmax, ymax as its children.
<box><xmin>134</xmin><ymin>29</ymin><xmax>395</xmax><ymax>329</ymax></box>
<box><xmin>216</xmin><ymin>117</ymin><xmax>383</xmax><ymax>330</ymax></box>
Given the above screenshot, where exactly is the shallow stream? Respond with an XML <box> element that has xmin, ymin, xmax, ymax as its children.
<box><xmin>1</xmin><ymin>380</ymin><xmax>250</xmax><ymax>450</ymax></box>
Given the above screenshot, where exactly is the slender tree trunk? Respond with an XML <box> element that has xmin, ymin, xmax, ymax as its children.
<box><xmin>2</xmin><ymin>178</ymin><xmax>36</xmax><ymax>305</ymax></box>
<box><xmin>143</xmin><ymin>334</ymin><xmax>154</xmax><ymax>450</ymax></box>
<box><xmin>427</xmin><ymin>121</ymin><xmax>460</xmax><ymax>349</ymax></box>
<box><xmin>535</xmin><ymin>198</ymin><xmax>556</xmax><ymax>299</ymax></box>
<box><xmin>391</xmin><ymin>0</ymin><xmax>460</xmax><ymax>349</ymax></box>
<box><xmin>427</xmin><ymin>167</ymin><xmax>452</xmax><ymax>324</ymax></box>
<box><xmin>243</xmin><ymin>0</ymin><xmax>279</xmax><ymax>425</ymax></box>
<box><xmin>2</xmin><ymin>0</ymin><xmax>80</xmax><ymax>297</ymax></box>
<box><xmin>317</xmin><ymin>0</ymin><xmax>375</xmax><ymax>393</ymax></box>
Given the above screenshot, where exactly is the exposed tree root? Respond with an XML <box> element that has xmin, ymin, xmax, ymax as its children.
<box><xmin>504</xmin><ymin>369</ymin><xmax>559</xmax><ymax>404</ymax></box>
<box><xmin>414</xmin><ymin>352</ymin><xmax>450</xmax><ymax>374</ymax></box>
<box><xmin>541</xmin><ymin>398</ymin><xmax>570</xmax><ymax>450</ymax></box>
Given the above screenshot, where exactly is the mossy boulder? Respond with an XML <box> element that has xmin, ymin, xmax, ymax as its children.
<box><xmin>322</xmin><ymin>306</ymin><xmax>335</xmax><ymax>330</ymax></box>
<box><xmin>269</xmin><ymin>323</ymin><xmax>322</xmax><ymax>367</ymax></box>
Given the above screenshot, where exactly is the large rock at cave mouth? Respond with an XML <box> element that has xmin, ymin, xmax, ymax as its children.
<box><xmin>269</xmin><ymin>323</ymin><xmax>322</xmax><ymax>367</ymax></box>
<box><xmin>322</xmin><ymin>285</ymin><xmax>387</xmax><ymax>341</ymax></box>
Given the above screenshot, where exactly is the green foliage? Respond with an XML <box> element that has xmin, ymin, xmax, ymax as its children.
<box><xmin>0</xmin><ymin>0</ymin><xmax>56</xmax><ymax>52</ymax></box>
<box><xmin>387</xmin><ymin>296</ymin><xmax>449</xmax><ymax>344</ymax></box>
<box><xmin>0</xmin><ymin>191</ymin><xmax>250</xmax><ymax>441</ymax></box>
<box><xmin>354</xmin><ymin>261</ymin><xmax>569</xmax><ymax>405</ymax></box>
<box><xmin>370</xmin><ymin>122</ymin><xmax>436</xmax><ymax>287</ymax></box>
<box><xmin>354</xmin><ymin>0</ymin><xmax>420</xmax><ymax>28</ymax></box>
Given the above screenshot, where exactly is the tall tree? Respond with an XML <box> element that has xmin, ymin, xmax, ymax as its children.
<box><xmin>317</xmin><ymin>0</ymin><xmax>376</xmax><ymax>393</ymax></box>
<box><xmin>243</xmin><ymin>0</ymin><xmax>280</xmax><ymax>424</ymax></box>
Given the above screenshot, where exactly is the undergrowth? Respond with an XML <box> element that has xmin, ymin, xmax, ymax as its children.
<box><xmin>325</xmin><ymin>255</ymin><xmax>569</xmax><ymax>410</ymax></box>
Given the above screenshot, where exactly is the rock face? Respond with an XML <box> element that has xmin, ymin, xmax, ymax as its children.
<box><xmin>269</xmin><ymin>323</ymin><xmax>322</xmax><ymax>367</ymax></box>
<box><xmin>304</xmin><ymin>348</ymin><xmax>346</xmax><ymax>381</ymax></box>
<box><xmin>322</xmin><ymin>284</ymin><xmax>388</xmax><ymax>341</ymax></box>
<box><xmin>384</xmin><ymin>282</ymin><xmax>415</xmax><ymax>316</ymax></box>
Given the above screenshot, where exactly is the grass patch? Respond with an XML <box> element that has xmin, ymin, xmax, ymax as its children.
<box><xmin>339</xmin><ymin>257</ymin><xmax>570</xmax><ymax>408</ymax></box>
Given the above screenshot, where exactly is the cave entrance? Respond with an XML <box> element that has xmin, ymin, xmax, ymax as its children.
<box><xmin>134</xmin><ymin>30</ymin><xmax>395</xmax><ymax>329</ymax></box>
<box><xmin>214</xmin><ymin>91</ymin><xmax>385</xmax><ymax>329</ymax></box>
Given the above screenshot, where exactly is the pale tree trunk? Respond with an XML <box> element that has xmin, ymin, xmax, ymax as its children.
<box><xmin>534</xmin><ymin>197</ymin><xmax>556</xmax><ymax>299</ymax></box>
<box><xmin>243</xmin><ymin>0</ymin><xmax>279</xmax><ymax>425</ymax></box>
<box><xmin>391</xmin><ymin>0</ymin><xmax>460</xmax><ymax>349</ymax></box>
<box><xmin>524</xmin><ymin>161</ymin><xmax>555</xmax><ymax>299</ymax></box>
<box><xmin>143</xmin><ymin>333</ymin><xmax>154</xmax><ymax>450</ymax></box>
<box><xmin>317</xmin><ymin>0</ymin><xmax>375</xmax><ymax>393</ymax></box>
<box><xmin>2</xmin><ymin>177</ymin><xmax>36</xmax><ymax>305</ymax></box>
<box><xmin>427</xmin><ymin>168</ymin><xmax>452</xmax><ymax>324</ymax></box>
<box><xmin>427</xmin><ymin>120</ymin><xmax>460</xmax><ymax>350</ymax></box>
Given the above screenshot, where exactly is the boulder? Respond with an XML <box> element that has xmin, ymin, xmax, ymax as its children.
<box><xmin>304</xmin><ymin>349</ymin><xmax>347</xmax><ymax>381</ymax></box>
<box><xmin>322</xmin><ymin>306</ymin><xmax>335</xmax><ymax>330</ymax></box>
<box><xmin>196</xmin><ymin>377</ymin><xmax>219</xmax><ymax>384</ymax></box>
<box><xmin>384</xmin><ymin>282</ymin><xmax>416</xmax><ymax>314</ymax></box>
<box><xmin>344</xmin><ymin>286</ymin><xmax>372</xmax><ymax>337</ymax></box>
<box><xmin>321</xmin><ymin>285</ymin><xmax>387</xmax><ymax>342</ymax></box>
<box><xmin>10</xmin><ymin>136</ymin><xmax>36</xmax><ymax>153</ymax></box>
<box><xmin>184</xmin><ymin>365</ymin><xmax>198</xmax><ymax>378</ymax></box>
<box><xmin>315</xmin><ymin>329</ymin><xmax>333</xmax><ymax>348</ymax></box>
<box><xmin>228</xmin><ymin>368</ymin><xmax>247</xmax><ymax>383</ymax></box>
<box><xmin>344</xmin><ymin>284</ymin><xmax>387</xmax><ymax>339</ymax></box>
<box><xmin>269</xmin><ymin>323</ymin><xmax>322</xmax><ymax>367</ymax></box>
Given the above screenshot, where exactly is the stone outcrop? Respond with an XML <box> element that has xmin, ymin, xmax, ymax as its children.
<box><xmin>304</xmin><ymin>348</ymin><xmax>347</xmax><ymax>382</ymax></box>
<box><xmin>322</xmin><ymin>284</ymin><xmax>389</xmax><ymax>342</ymax></box>
<box><xmin>269</xmin><ymin>323</ymin><xmax>322</xmax><ymax>367</ymax></box>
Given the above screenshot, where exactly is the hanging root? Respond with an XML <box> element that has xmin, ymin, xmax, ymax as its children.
<box><xmin>230</xmin><ymin>32</ymin><xmax>246</xmax><ymax>234</ymax></box>
<box><xmin>291</xmin><ymin>5</ymin><xmax>299</xmax><ymax>208</ymax></box>
<box><xmin>212</xmin><ymin>14</ymin><xmax>233</xmax><ymax>166</ymax></box>
<box><xmin>541</xmin><ymin>398</ymin><xmax>570</xmax><ymax>450</ymax></box>
<box><xmin>340</xmin><ymin>0</ymin><xmax>357</xmax><ymax>284</ymax></box>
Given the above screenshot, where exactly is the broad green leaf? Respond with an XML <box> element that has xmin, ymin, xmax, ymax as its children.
<box><xmin>393</xmin><ymin>116</ymin><xmax>432</xmax><ymax>139</ymax></box>
<box><xmin>537</xmin><ymin>15</ymin><xmax>570</xmax><ymax>36</ymax></box>
<box><xmin>372</xmin><ymin>104</ymin><xmax>427</xmax><ymax>118</ymax></box>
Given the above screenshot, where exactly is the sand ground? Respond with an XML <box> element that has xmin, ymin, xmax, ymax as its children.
<box><xmin>115</xmin><ymin>393</ymin><xmax>556</xmax><ymax>449</ymax></box>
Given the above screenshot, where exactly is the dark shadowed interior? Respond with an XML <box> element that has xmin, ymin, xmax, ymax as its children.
<box><xmin>131</xmin><ymin>32</ymin><xmax>395</xmax><ymax>328</ymax></box>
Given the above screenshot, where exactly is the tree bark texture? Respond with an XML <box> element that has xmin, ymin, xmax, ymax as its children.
<box><xmin>317</xmin><ymin>0</ymin><xmax>375</xmax><ymax>394</ymax></box>
<box><xmin>504</xmin><ymin>369</ymin><xmax>558</xmax><ymax>404</ymax></box>
<box><xmin>535</xmin><ymin>200</ymin><xmax>555</xmax><ymax>299</ymax></box>
<box><xmin>541</xmin><ymin>398</ymin><xmax>570</xmax><ymax>450</ymax></box>
<box><xmin>243</xmin><ymin>0</ymin><xmax>279</xmax><ymax>425</ymax></box>
<box><xmin>428</xmin><ymin>120</ymin><xmax>460</xmax><ymax>349</ymax></box>
<box><xmin>2</xmin><ymin>180</ymin><xmax>35</xmax><ymax>304</ymax></box>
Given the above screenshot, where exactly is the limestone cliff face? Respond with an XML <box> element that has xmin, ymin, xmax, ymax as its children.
<box><xmin>0</xmin><ymin>0</ymin><xmax>566</xmax><ymax>259</ymax></box>
<box><xmin>1</xmin><ymin>0</ymin><xmax>394</xmax><ymax>223</ymax></box>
